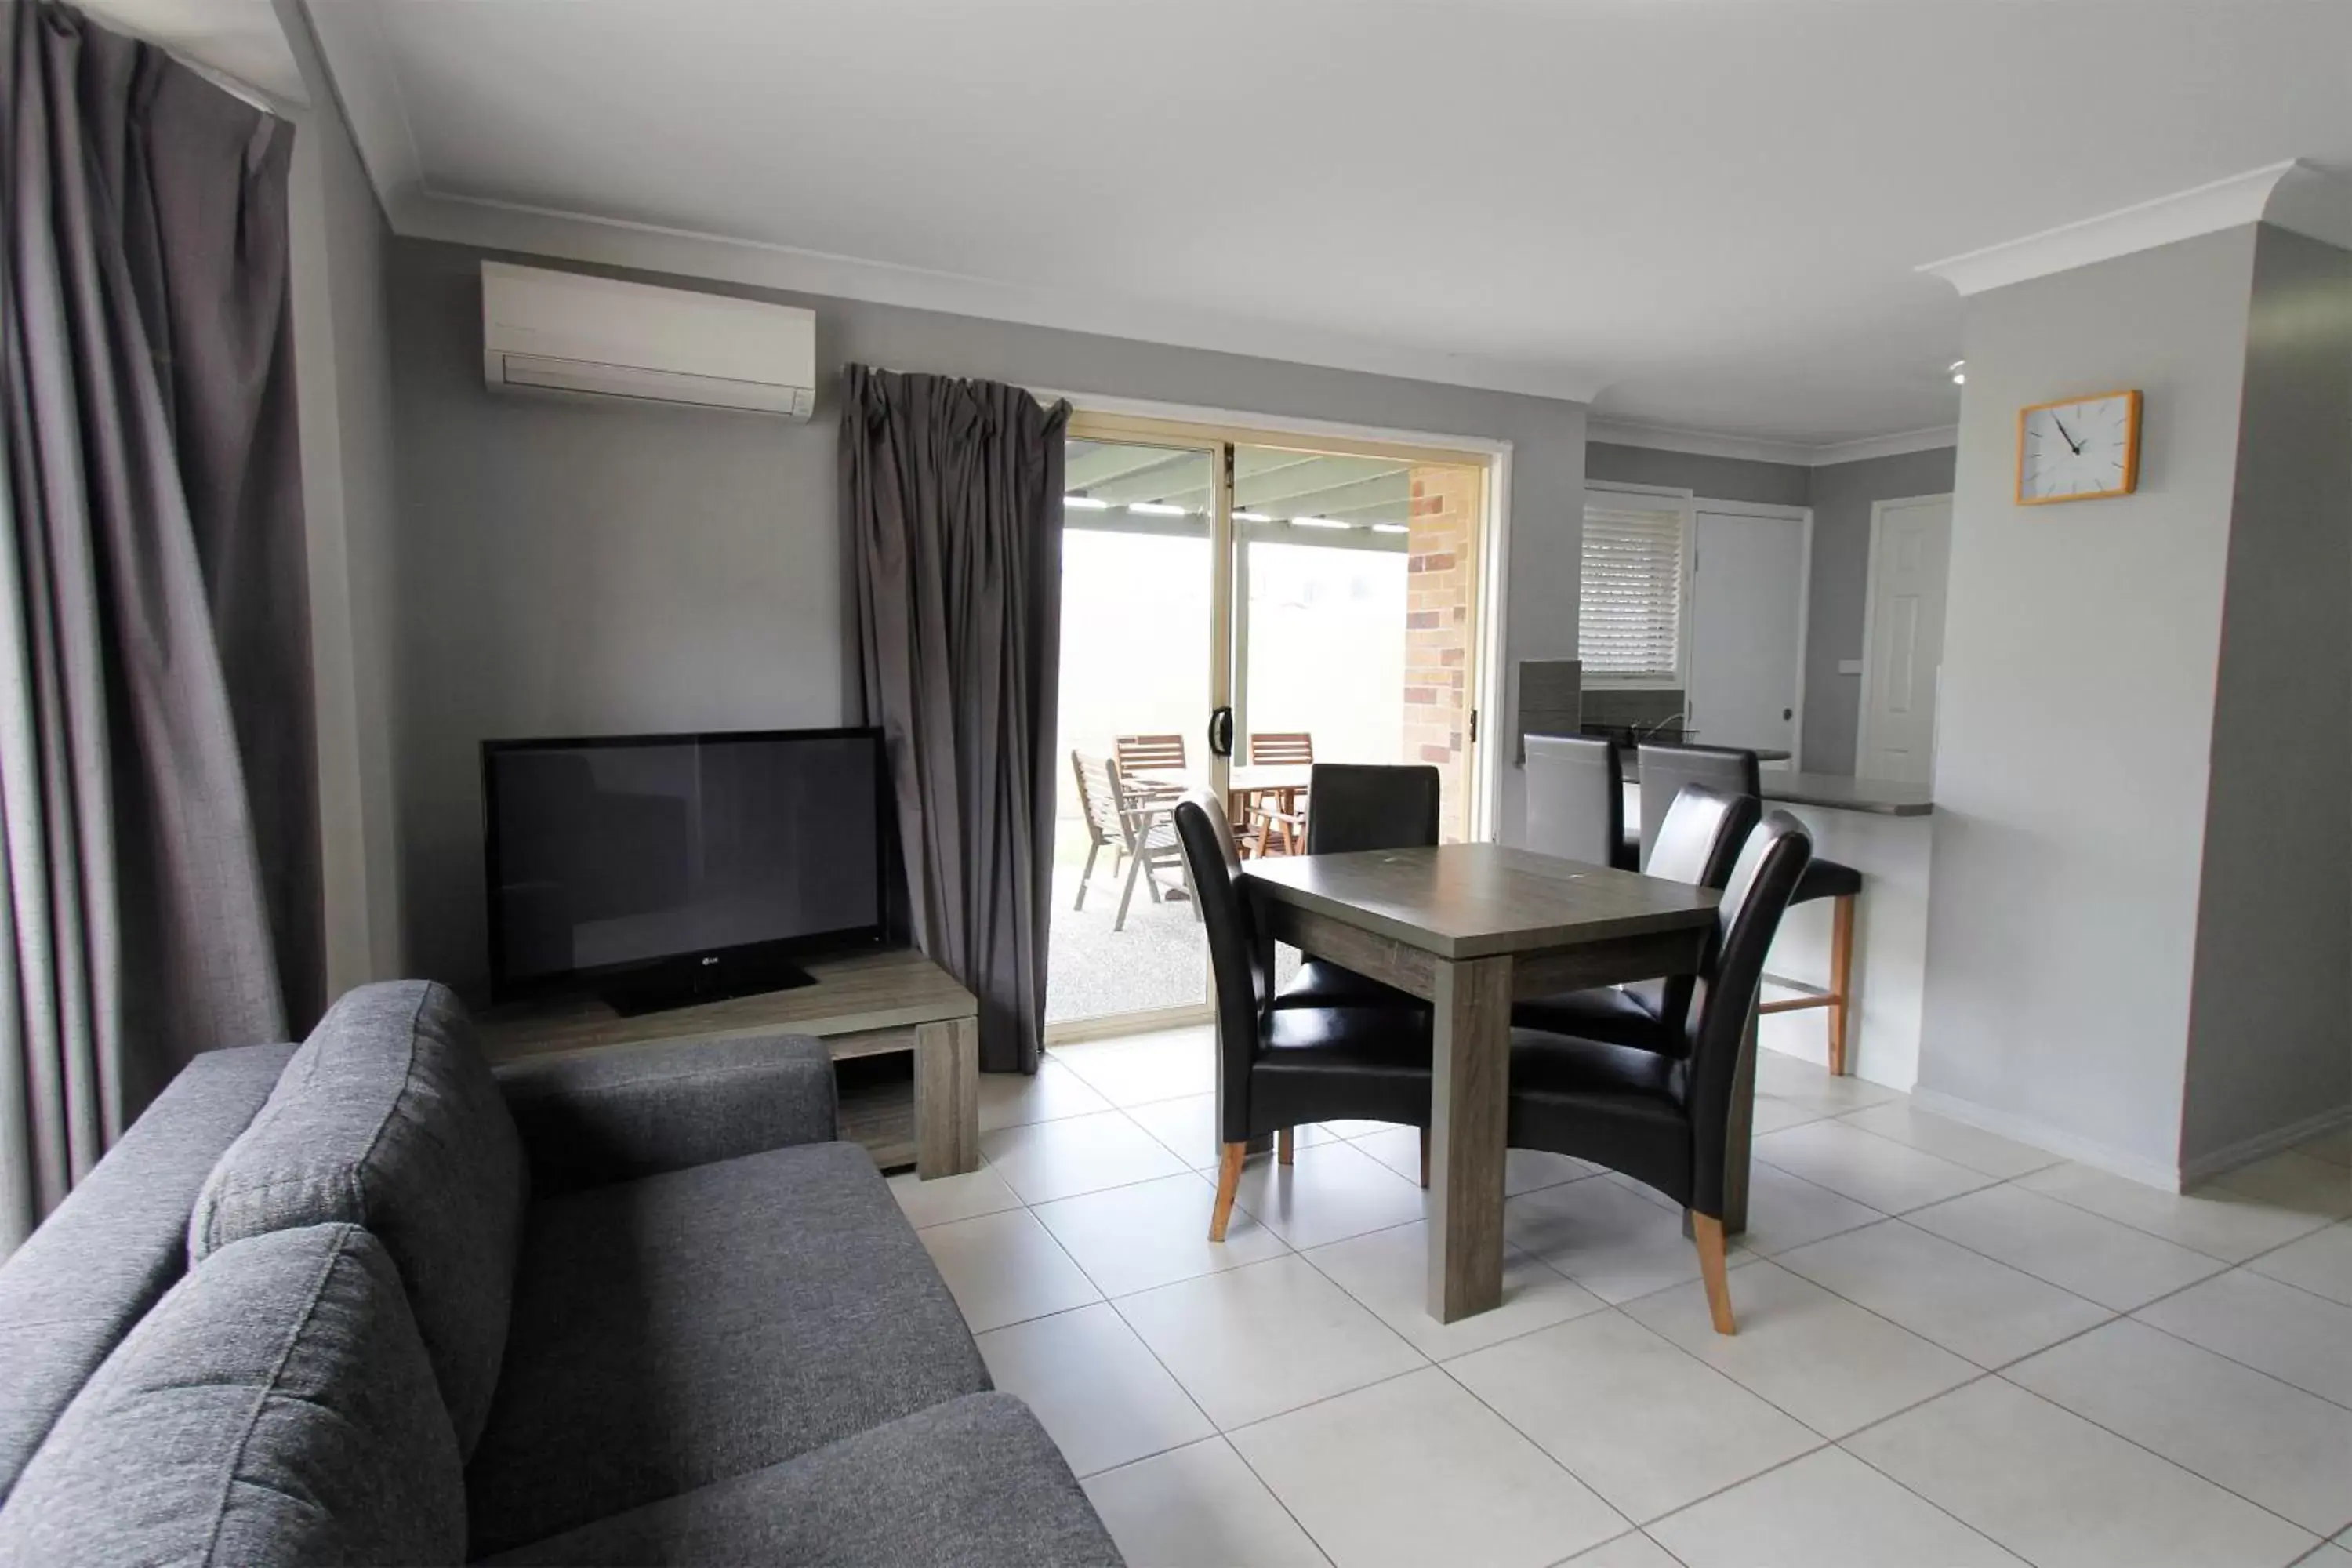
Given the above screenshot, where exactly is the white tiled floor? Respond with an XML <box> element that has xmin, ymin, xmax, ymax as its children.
<box><xmin>892</xmin><ymin>1027</ymin><xmax>2352</xmax><ymax>1567</ymax></box>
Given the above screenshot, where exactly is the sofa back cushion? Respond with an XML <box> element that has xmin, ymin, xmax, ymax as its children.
<box><xmin>190</xmin><ymin>981</ymin><xmax>526</xmax><ymax>1454</ymax></box>
<box><xmin>0</xmin><ymin>1224</ymin><xmax>466</xmax><ymax>1566</ymax></box>
<box><xmin>0</xmin><ymin>1041</ymin><xmax>294</xmax><ymax>1507</ymax></box>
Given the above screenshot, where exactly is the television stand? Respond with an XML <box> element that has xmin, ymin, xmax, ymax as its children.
<box><xmin>477</xmin><ymin>946</ymin><xmax>979</xmax><ymax>1178</ymax></box>
<box><xmin>596</xmin><ymin>953</ymin><xmax>817</xmax><ymax>1018</ymax></box>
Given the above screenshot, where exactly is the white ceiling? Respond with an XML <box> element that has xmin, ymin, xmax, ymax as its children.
<box><xmin>304</xmin><ymin>0</ymin><xmax>2352</xmax><ymax>449</ymax></box>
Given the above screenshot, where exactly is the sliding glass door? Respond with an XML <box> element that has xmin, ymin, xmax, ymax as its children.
<box><xmin>1046</xmin><ymin>437</ymin><xmax>1225</xmax><ymax>1033</ymax></box>
<box><xmin>1045</xmin><ymin>417</ymin><xmax>1490</xmax><ymax>1037</ymax></box>
<box><xmin>1232</xmin><ymin>445</ymin><xmax>1486</xmax><ymax>845</ymax></box>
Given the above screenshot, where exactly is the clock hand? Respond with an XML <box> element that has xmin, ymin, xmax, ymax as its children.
<box><xmin>2052</xmin><ymin>414</ymin><xmax>2083</xmax><ymax>455</ymax></box>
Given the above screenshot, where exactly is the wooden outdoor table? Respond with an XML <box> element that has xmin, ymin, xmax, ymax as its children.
<box><xmin>1134</xmin><ymin>764</ymin><xmax>1314</xmax><ymax>852</ymax></box>
<box><xmin>1243</xmin><ymin>844</ymin><xmax>1719</xmax><ymax>1322</ymax></box>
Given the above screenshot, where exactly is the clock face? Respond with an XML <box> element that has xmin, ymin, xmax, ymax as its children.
<box><xmin>2018</xmin><ymin>390</ymin><xmax>2141</xmax><ymax>504</ymax></box>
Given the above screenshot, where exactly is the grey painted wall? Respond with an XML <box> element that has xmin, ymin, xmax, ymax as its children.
<box><xmin>1804</xmin><ymin>448</ymin><xmax>1958</xmax><ymax>773</ymax></box>
<box><xmin>1584</xmin><ymin>440</ymin><xmax>1956</xmax><ymax>775</ymax></box>
<box><xmin>281</xmin><ymin>0</ymin><xmax>403</xmax><ymax>995</ymax></box>
<box><xmin>2180</xmin><ymin>226</ymin><xmax>2352</xmax><ymax>1169</ymax></box>
<box><xmin>384</xmin><ymin>238</ymin><xmax>1589</xmax><ymax>993</ymax></box>
<box><xmin>1917</xmin><ymin>227</ymin><xmax>2263</xmax><ymax>1177</ymax></box>
<box><xmin>1585</xmin><ymin>441</ymin><xmax>1809</xmax><ymax>507</ymax></box>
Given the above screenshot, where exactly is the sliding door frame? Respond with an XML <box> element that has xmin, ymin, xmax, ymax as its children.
<box><xmin>1044</xmin><ymin>400</ymin><xmax>1508</xmax><ymax>1045</ymax></box>
<box><xmin>1048</xmin><ymin>393</ymin><xmax>1512</xmax><ymax>842</ymax></box>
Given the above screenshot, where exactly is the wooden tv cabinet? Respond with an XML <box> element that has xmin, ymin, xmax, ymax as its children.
<box><xmin>477</xmin><ymin>946</ymin><xmax>979</xmax><ymax>1178</ymax></box>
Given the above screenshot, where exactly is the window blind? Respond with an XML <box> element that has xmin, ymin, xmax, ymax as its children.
<box><xmin>1579</xmin><ymin>504</ymin><xmax>1685</xmax><ymax>679</ymax></box>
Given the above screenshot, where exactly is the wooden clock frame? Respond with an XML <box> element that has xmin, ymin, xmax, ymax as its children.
<box><xmin>2015</xmin><ymin>389</ymin><xmax>2143</xmax><ymax>506</ymax></box>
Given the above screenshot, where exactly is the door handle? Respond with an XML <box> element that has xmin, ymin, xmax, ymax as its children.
<box><xmin>1209</xmin><ymin>706</ymin><xmax>1234</xmax><ymax>760</ymax></box>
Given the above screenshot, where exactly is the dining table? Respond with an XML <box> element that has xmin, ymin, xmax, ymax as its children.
<box><xmin>1242</xmin><ymin>843</ymin><xmax>1722</xmax><ymax>1322</ymax></box>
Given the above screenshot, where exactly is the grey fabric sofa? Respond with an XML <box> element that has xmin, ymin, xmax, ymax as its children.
<box><xmin>0</xmin><ymin>981</ymin><xmax>1121</xmax><ymax>1566</ymax></box>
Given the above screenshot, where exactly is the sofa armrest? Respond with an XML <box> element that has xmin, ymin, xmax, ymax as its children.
<box><xmin>495</xmin><ymin>1033</ymin><xmax>838</xmax><ymax>1197</ymax></box>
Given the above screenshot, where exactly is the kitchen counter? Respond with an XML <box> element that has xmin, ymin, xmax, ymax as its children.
<box><xmin>1761</xmin><ymin>772</ymin><xmax>1933</xmax><ymax>817</ymax></box>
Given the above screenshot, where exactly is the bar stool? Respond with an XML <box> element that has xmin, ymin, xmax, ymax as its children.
<box><xmin>1635</xmin><ymin>743</ymin><xmax>1860</xmax><ymax>1075</ymax></box>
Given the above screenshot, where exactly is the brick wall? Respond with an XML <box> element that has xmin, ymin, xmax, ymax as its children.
<box><xmin>1403</xmin><ymin>464</ymin><xmax>1480</xmax><ymax>843</ymax></box>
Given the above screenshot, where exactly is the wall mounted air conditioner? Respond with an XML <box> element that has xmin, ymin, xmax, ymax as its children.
<box><xmin>481</xmin><ymin>261</ymin><xmax>817</xmax><ymax>419</ymax></box>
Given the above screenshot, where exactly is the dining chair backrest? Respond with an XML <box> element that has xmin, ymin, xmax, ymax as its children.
<box><xmin>1248</xmin><ymin>731</ymin><xmax>1316</xmax><ymax>767</ymax></box>
<box><xmin>1172</xmin><ymin>790</ymin><xmax>1271</xmax><ymax>1139</ymax></box>
<box><xmin>1639</xmin><ymin>783</ymin><xmax>1762</xmax><ymax>1044</ymax></box>
<box><xmin>1647</xmin><ymin>783</ymin><xmax>1762</xmax><ymax>893</ymax></box>
<box><xmin>1683</xmin><ymin>811</ymin><xmax>1813</xmax><ymax>1215</ymax></box>
<box><xmin>1115</xmin><ymin>733</ymin><xmax>1187</xmax><ymax>776</ymax></box>
<box><xmin>1302</xmin><ymin>764</ymin><xmax>1441</xmax><ymax>855</ymax></box>
<box><xmin>1636</xmin><ymin>743</ymin><xmax>1760</xmax><ymax>868</ymax></box>
<box><xmin>1523</xmin><ymin>735</ymin><xmax>1622</xmax><ymax>867</ymax></box>
<box><xmin>1071</xmin><ymin>751</ymin><xmax>1124</xmax><ymax>844</ymax></box>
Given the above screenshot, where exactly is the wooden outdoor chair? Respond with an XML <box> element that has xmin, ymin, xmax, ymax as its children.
<box><xmin>1112</xmin><ymin>732</ymin><xmax>1188</xmax><ymax>804</ymax></box>
<box><xmin>1246</xmin><ymin>731</ymin><xmax>1314</xmax><ymax>855</ymax></box>
<box><xmin>1071</xmin><ymin>750</ymin><xmax>1200</xmax><ymax>931</ymax></box>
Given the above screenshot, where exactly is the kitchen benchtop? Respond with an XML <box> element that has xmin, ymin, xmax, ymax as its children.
<box><xmin>1760</xmin><ymin>771</ymin><xmax>1933</xmax><ymax>816</ymax></box>
<box><xmin>1613</xmin><ymin>759</ymin><xmax>1932</xmax><ymax>816</ymax></box>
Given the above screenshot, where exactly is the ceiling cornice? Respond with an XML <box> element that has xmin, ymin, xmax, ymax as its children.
<box><xmin>1587</xmin><ymin>419</ymin><xmax>1957</xmax><ymax>470</ymax></box>
<box><xmin>1918</xmin><ymin>159</ymin><xmax>2352</xmax><ymax>296</ymax></box>
<box><xmin>397</xmin><ymin>190</ymin><xmax>1613</xmax><ymax>404</ymax></box>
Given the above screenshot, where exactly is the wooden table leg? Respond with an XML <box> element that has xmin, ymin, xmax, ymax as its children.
<box><xmin>915</xmin><ymin>1015</ymin><xmax>980</xmax><ymax>1178</ymax></box>
<box><xmin>1428</xmin><ymin>954</ymin><xmax>1512</xmax><ymax>1322</ymax></box>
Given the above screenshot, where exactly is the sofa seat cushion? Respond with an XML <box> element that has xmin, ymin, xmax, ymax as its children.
<box><xmin>485</xmin><ymin>1392</ymin><xmax>1120</xmax><ymax>1568</ymax></box>
<box><xmin>191</xmin><ymin>981</ymin><xmax>526</xmax><ymax>1456</ymax></box>
<box><xmin>464</xmin><ymin>1139</ymin><xmax>989</xmax><ymax>1557</ymax></box>
<box><xmin>0</xmin><ymin>1041</ymin><xmax>292</xmax><ymax>1506</ymax></box>
<box><xmin>0</xmin><ymin>1223</ymin><xmax>465</xmax><ymax>1567</ymax></box>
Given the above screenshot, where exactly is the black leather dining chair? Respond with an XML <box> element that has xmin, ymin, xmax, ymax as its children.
<box><xmin>1513</xmin><ymin>782</ymin><xmax>1758</xmax><ymax>1052</ymax></box>
<box><xmin>1635</xmin><ymin>743</ymin><xmax>1757</xmax><ymax>869</ymax></box>
<box><xmin>1523</xmin><ymin>735</ymin><xmax>1635</xmax><ymax>871</ymax></box>
<box><xmin>1637</xmin><ymin>742</ymin><xmax>1864</xmax><ymax>1074</ymax></box>
<box><xmin>1270</xmin><ymin>764</ymin><xmax>1441</xmax><ymax>1018</ymax></box>
<box><xmin>1172</xmin><ymin>789</ymin><xmax>1436</xmax><ymax>1240</ymax></box>
<box><xmin>1507</xmin><ymin>811</ymin><xmax>1815</xmax><ymax>1334</ymax></box>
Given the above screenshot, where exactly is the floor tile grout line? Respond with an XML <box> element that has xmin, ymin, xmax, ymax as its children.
<box><xmin>2236</xmin><ymin>1253</ymin><xmax>2352</xmax><ymax>1313</ymax></box>
<box><xmin>1977</xmin><ymin>1361</ymin><xmax>2343</xmax><ymax>1546</ymax></box>
<box><xmin>2007</xmin><ymin>1169</ymin><xmax>2341</xmax><ymax>1266</ymax></box>
<box><xmin>1431</xmin><ymin>1302</ymin><xmax>1843</xmax><ymax>1530</ymax></box>
<box><xmin>2122</xmin><ymin>1306</ymin><xmax>2352</xmax><ymax>1417</ymax></box>
<box><xmin>1776</xmin><ymin>1208</ymin><xmax>2138</xmax><ymax>1337</ymax></box>
<box><xmin>1820</xmin><ymin>1102</ymin><xmax>2070</xmax><ymax>1182</ymax></box>
<box><xmin>1823</xmin><ymin>1391</ymin><xmax>2089</xmax><ymax>1568</ymax></box>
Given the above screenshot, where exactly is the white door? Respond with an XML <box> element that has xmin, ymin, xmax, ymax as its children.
<box><xmin>1687</xmin><ymin>510</ymin><xmax>1806</xmax><ymax>760</ymax></box>
<box><xmin>1857</xmin><ymin>495</ymin><xmax>1954</xmax><ymax>783</ymax></box>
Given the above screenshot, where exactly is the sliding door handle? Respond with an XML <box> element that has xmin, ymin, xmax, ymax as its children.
<box><xmin>1208</xmin><ymin>706</ymin><xmax>1234</xmax><ymax>760</ymax></box>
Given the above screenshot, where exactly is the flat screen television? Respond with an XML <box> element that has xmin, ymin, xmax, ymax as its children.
<box><xmin>482</xmin><ymin>727</ymin><xmax>891</xmax><ymax>1014</ymax></box>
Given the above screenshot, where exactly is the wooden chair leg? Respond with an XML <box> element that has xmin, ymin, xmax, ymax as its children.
<box><xmin>1073</xmin><ymin>840</ymin><xmax>1100</xmax><ymax>910</ymax></box>
<box><xmin>1826</xmin><ymin>894</ymin><xmax>1856</xmax><ymax>1076</ymax></box>
<box><xmin>1277</xmin><ymin>1127</ymin><xmax>1294</xmax><ymax>1165</ymax></box>
<box><xmin>1209</xmin><ymin>1144</ymin><xmax>1247</xmax><ymax>1241</ymax></box>
<box><xmin>1693</xmin><ymin>1213</ymin><xmax>1737</xmax><ymax>1335</ymax></box>
<box><xmin>1418</xmin><ymin>1127</ymin><xmax>1431</xmax><ymax>1189</ymax></box>
<box><xmin>1113</xmin><ymin>849</ymin><xmax>1146</xmax><ymax>931</ymax></box>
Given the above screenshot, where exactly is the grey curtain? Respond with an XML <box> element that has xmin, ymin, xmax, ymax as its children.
<box><xmin>843</xmin><ymin>366</ymin><xmax>1069</xmax><ymax>1073</ymax></box>
<box><xmin>0</xmin><ymin>3</ymin><xmax>315</xmax><ymax>1254</ymax></box>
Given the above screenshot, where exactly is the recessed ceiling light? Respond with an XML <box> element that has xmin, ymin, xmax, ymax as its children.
<box><xmin>1063</xmin><ymin>495</ymin><xmax>1110</xmax><ymax>510</ymax></box>
<box><xmin>1290</xmin><ymin>517</ymin><xmax>1352</xmax><ymax>530</ymax></box>
<box><xmin>1950</xmin><ymin>360</ymin><xmax>1967</xmax><ymax>386</ymax></box>
<box><xmin>1127</xmin><ymin>502</ymin><xmax>1190</xmax><ymax>516</ymax></box>
<box><xmin>1370</xmin><ymin>523</ymin><xmax>1409</xmax><ymax>534</ymax></box>
<box><xmin>1232</xmin><ymin>510</ymin><xmax>1274</xmax><ymax>523</ymax></box>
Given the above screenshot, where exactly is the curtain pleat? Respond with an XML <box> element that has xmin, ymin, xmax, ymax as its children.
<box><xmin>0</xmin><ymin>4</ymin><xmax>310</xmax><ymax>1254</ymax></box>
<box><xmin>843</xmin><ymin>365</ymin><xmax>1068</xmax><ymax>1073</ymax></box>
